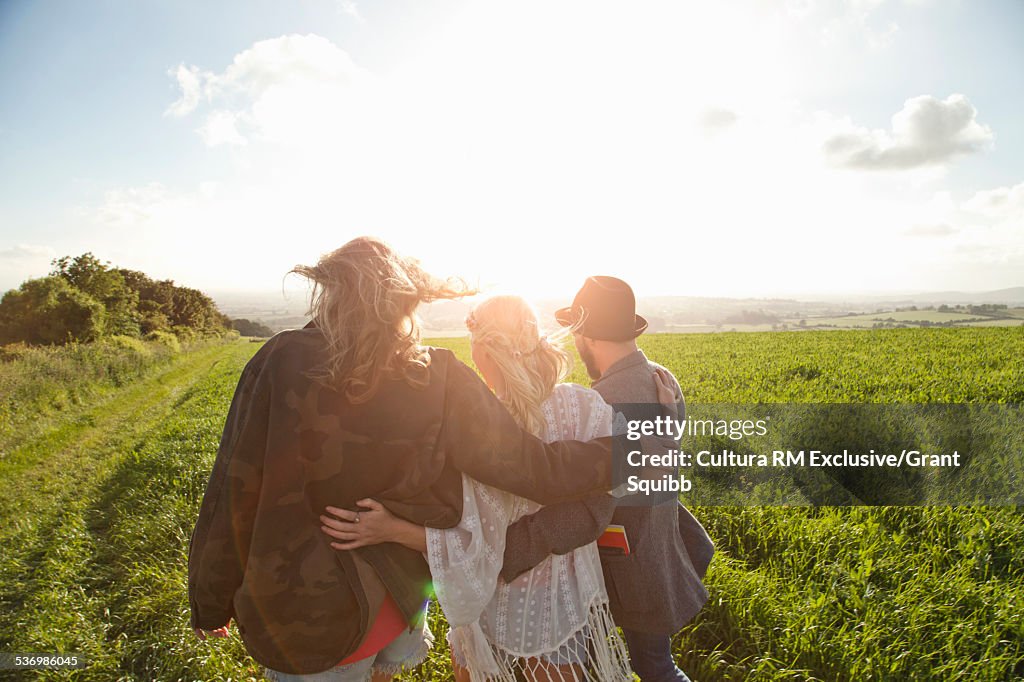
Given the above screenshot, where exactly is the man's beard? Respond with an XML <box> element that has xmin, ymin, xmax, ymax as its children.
<box><xmin>578</xmin><ymin>342</ymin><xmax>601</xmax><ymax>381</ymax></box>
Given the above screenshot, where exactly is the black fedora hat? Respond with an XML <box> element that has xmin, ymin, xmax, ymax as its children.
<box><xmin>555</xmin><ymin>276</ymin><xmax>648</xmax><ymax>341</ymax></box>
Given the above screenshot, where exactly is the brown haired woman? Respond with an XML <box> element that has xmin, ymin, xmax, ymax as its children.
<box><xmin>320</xmin><ymin>295</ymin><xmax>634</xmax><ymax>682</ymax></box>
<box><xmin>187</xmin><ymin>237</ymin><xmax>615</xmax><ymax>681</ymax></box>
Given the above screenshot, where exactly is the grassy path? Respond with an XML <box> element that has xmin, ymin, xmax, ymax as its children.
<box><xmin>0</xmin><ymin>340</ymin><xmax>262</xmax><ymax>680</ymax></box>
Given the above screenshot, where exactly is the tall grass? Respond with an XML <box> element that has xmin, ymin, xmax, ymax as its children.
<box><xmin>0</xmin><ymin>334</ymin><xmax>192</xmax><ymax>453</ymax></box>
<box><xmin>0</xmin><ymin>341</ymin><xmax>261</xmax><ymax>681</ymax></box>
<box><xmin>431</xmin><ymin>328</ymin><xmax>1024</xmax><ymax>680</ymax></box>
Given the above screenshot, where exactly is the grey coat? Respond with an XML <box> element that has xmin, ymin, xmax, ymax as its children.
<box><xmin>501</xmin><ymin>350</ymin><xmax>714</xmax><ymax>634</ymax></box>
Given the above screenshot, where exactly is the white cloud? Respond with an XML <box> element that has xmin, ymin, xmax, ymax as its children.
<box><xmin>94</xmin><ymin>182</ymin><xmax>169</xmax><ymax>226</ymax></box>
<box><xmin>0</xmin><ymin>244</ymin><xmax>57</xmax><ymax>288</ymax></box>
<box><xmin>198</xmin><ymin>110</ymin><xmax>247</xmax><ymax>147</ymax></box>
<box><xmin>889</xmin><ymin>182</ymin><xmax>1024</xmax><ymax>284</ymax></box>
<box><xmin>198</xmin><ymin>181</ymin><xmax>220</xmax><ymax>198</ymax></box>
<box><xmin>212</xmin><ymin>34</ymin><xmax>363</xmax><ymax>98</ymax></box>
<box><xmin>141</xmin><ymin>18</ymin><xmax>1019</xmax><ymax>297</ymax></box>
<box><xmin>962</xmin><ymin>182</ymin><xmax>1024</xmax><ymax>221</ymax></box>
<box><xmin>167</xmin><ymin>34</ymin><xmax>369</xmax><ymax>148</ymax></box>
<box><xmin>165</xmin><ymin>64</ymin><xmax>204</xmax><ymax>117</ymax></box>
<box><xmin>337</xmin><ymin>1</ymin><xmax>365</xmax><ymax>24</ymax></box>
<box><xmin>823</xmin><ymin>94</ymin><xmax>994</xmax><ymax>170</ymax></box>
<box><xmin>902</xmin><ymin>223</ymin><xmax>955</xmax><ymax>237</ymax></box>
<box><xmin>81</xmin><ymin>179</ymin><xmax>316</xmax><ymax>292</ymax></box>
<box><xmin>0</xmin><ymin>244</ymin><xmax>56</xmax><ymax>261</ymax></box>
<box><xmin>787</xmin><ymin>0</ymin><xmax>901</xmax><ymax>50</ymax></box>
<box><xmin>698</xmin><ymin>107</ymin><xmax>738</xmax><ymax>133</ymax></box>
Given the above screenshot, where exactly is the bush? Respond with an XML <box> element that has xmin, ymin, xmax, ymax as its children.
<box><xmin>170</xmin><ymin>325</ymin><xmax>197</xmax><ymax>343</ymax></box>
<box><xmin>0</xmin><ymin>342</ymin><xmax>31</xmax><ymax>363</ymax></box>
<box><xmin>139</xmin><ymin>309</ymin><xmax>172</xmax><ymax>335</ymax></box>
<box><xmin>145</xmin><ymin>330</ymin><xmax>181</xmax><ymax>353</ymax></box>
<box><xmin>0</xmin><ymin>277</ymin><xmax>106</xmax><ymax>344</ymax></box>
<box><xmin>105</xmin><ymin>335</ymin><xmax>153</xmax><ymax>358</ymax></box>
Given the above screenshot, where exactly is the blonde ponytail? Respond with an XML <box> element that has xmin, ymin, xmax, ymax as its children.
<box><xmin>467</xmin><ymin>296</ymin><xmax>575</xmax><ymax>437</ymax></box>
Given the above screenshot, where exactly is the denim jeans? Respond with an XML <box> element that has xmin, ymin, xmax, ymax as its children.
<box><xmin>621</xmin><ymin>629</ymin><xmax>691</xmax><ymax>682</ymax></box>
<box><xmin>264</xmin><ymin>620</ymin><xmax>431</xmax><ymax>682</ymax></box>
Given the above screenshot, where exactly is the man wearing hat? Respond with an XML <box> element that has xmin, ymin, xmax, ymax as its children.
<box><xmin>499</xmin><ymin>276</ymin><xmax>714</xmax><ymax>682</ymax></box>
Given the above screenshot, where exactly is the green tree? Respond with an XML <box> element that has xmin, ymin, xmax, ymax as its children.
<box><xmin>169</xmin><ymin>287</ymin><xmax>230</xmax><ymax>335</ymax></box>
<box><xmin>51</xmin><ymin>253</ymin><xmax>139</xmax><ymax>336</ymax></box>
<box><xmin>116</xmin><ymin>268</ymin><xmax>229</xmax><ymax>337</ymax></box>
<box><xmin>0</xmin><ymin>276</ymin><xmax>106</xmax><ymax>344</ymax></box>
<box><xmin>231</xmin><ymin>318</ymin><xmax>275</xmax><ymax>337</ymax></box>
<box><xmin>0</xmin><ymin>253</ymin><xmax>230</xmax><ymax>344</ymax></box>
<box><xmin>115</xmin><ymin>268</ymin><xmax>176</xmax><ymax>334</ymax></box>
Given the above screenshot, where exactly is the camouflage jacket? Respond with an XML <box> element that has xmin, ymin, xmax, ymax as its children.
<box><xmin>187</xmin><ymin>326</ymin><xmax>612</xmax><ymax>674</ymax></box>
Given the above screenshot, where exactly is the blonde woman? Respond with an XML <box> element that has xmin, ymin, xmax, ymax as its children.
<box><xmin>320</xmin><ymin>296</ymin><xmax>633</xmax><ymax>682</ymax></box>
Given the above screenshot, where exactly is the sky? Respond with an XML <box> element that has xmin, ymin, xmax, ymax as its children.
<box><xmin>1</xmin><ymin>0</ymin><xmax>1023</xmax><ymax>300</ymax></box>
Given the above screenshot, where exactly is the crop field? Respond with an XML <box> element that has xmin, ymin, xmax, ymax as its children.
<box><xmin>809</xmin><ymin>311</ymin><xmax>989</xmax><ymax>327</ymax></box>
<box><xmin>965</xmin><ymin>318</ymin><xmax>1024</xmax><ymax>328</ymax></box>
<box><xmin>0</xmin><ymin>327</ymin><xmax>1021</xmax><ymax>680</ymax></box>
<box><xmin>806</xmin><ymin>310</ymin><xmax>1024</xmax><ymax>330</ymax></box>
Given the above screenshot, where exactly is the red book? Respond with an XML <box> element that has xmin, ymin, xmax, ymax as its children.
<box><xmin>597</xmin><ymin>524</ymin><xmax>630</xmax><ymax>555</ymax></box>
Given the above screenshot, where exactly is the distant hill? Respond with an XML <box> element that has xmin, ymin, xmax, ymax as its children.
<box><xmin>211</xmin><ymin>287</ymin><xmax>1024</xmax><ymax>334</ymax></box>
<box><xmin>864</xmin><ymin>287</ymin><xmax>1024</xmax><ymax>305</ymax></box>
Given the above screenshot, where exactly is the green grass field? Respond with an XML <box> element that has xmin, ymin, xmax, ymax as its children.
<box><xmin>0</xmin><ymin>328</ymin><xmax>1022</xmax><ymax>680</ymax></box>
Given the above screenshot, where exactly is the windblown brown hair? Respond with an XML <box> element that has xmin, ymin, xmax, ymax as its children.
<box><xmin>291</xmin><ymin>237</ymin><xmax>475</xmax><ymax>403</ymax></box>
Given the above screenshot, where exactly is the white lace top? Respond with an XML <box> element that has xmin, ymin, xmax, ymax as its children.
<box><xmin>426</xmin><ymin>383</ymin><xmax>631</xmax><ymax>681</ymax></box>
